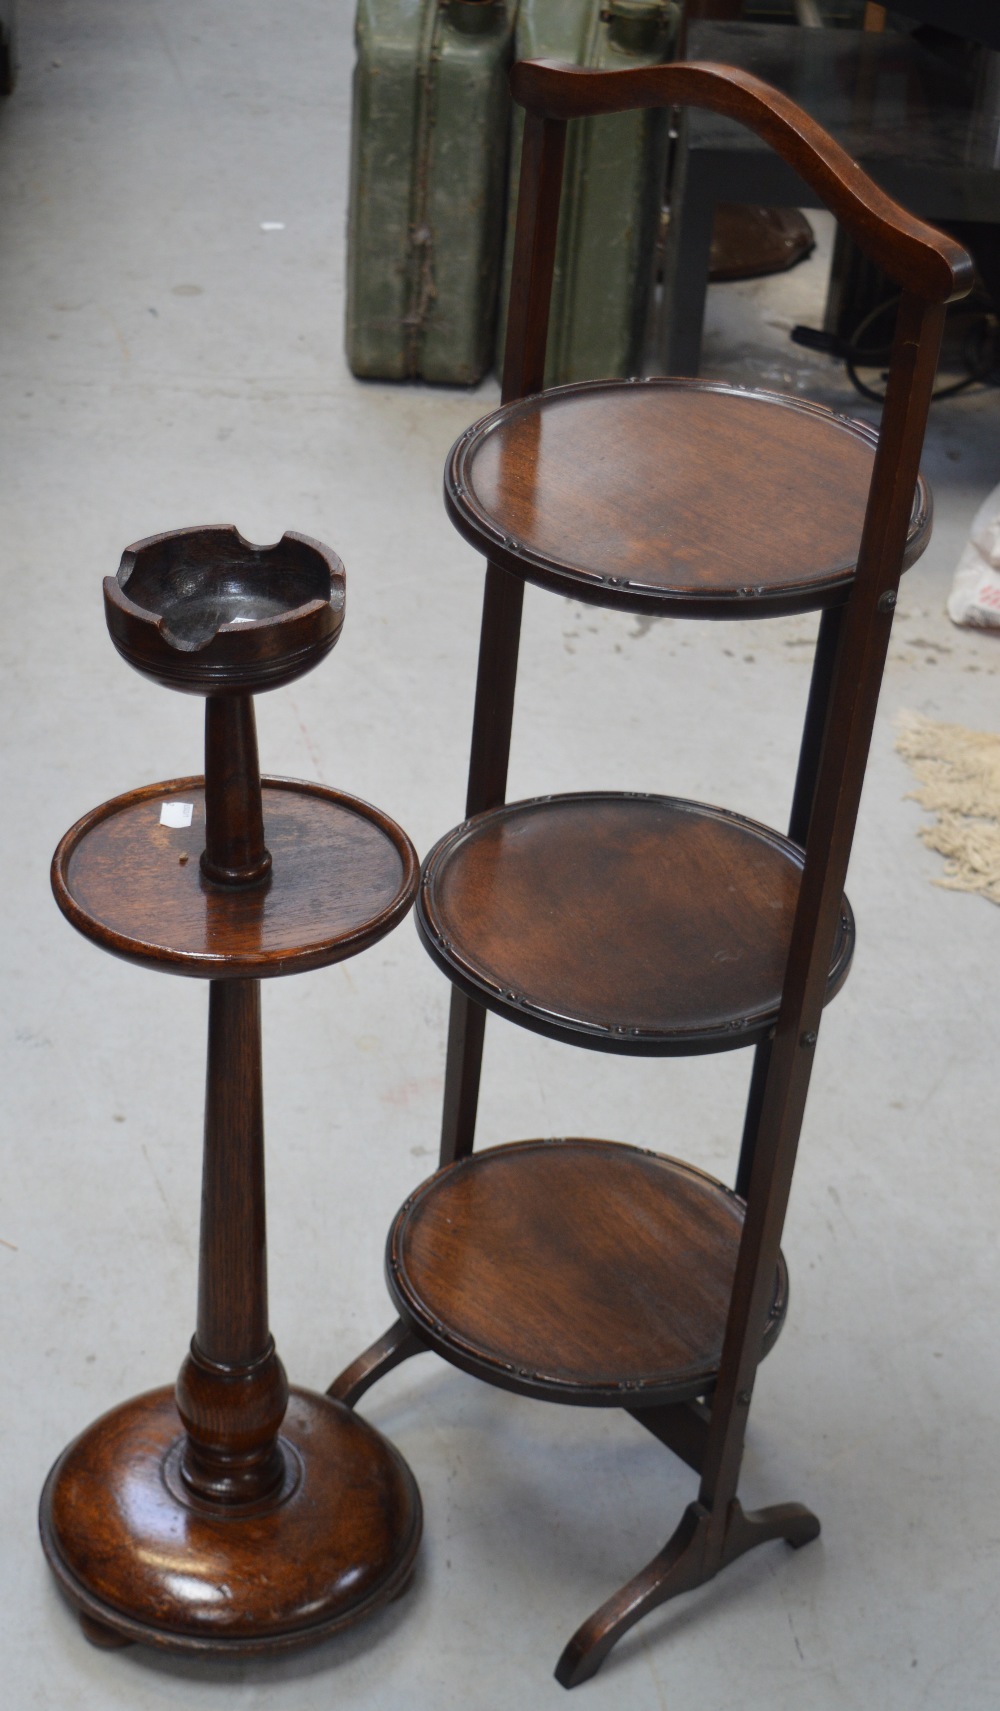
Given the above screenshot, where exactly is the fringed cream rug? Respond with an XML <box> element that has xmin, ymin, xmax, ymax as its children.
<box><xmin>896</xmin><ymin>712</ymin><xmax>1000</xmax><ymax>905</ymax></box>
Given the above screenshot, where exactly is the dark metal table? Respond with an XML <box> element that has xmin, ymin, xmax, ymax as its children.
<box><xmin>890</xmin><ymin>1</ymin><xmax>1000</xmax><ymax>49</ymax></box>
<box><xmin>662</xmin><ymin>22</ymin><xmax>1000</xmax><ymax>373</ymax></box>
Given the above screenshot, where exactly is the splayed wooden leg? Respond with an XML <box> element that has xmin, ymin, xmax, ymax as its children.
<box><xmin>554</xmin><ymin>1494</ymin><xmax>819</xmax><ymax>1689</ymax></box>
<box><xmin>328</xmin><ymin>1318</ymin><xmax>427</xmax><ymax>1407</ymax></box>
<box><xmin>79</xmin><ymin>1613</ymin><xmax>134</xmax><ymax>1650</ymax></box>
<box><xmin>555</xmin><ymin>1502</ymin><xmax>712</xmax><ymax>1689</ymax></box>
<box><xmin>721</xmin><ymin>1497</ymin><xmax>820</xmax><ymax>1564</ymax></box>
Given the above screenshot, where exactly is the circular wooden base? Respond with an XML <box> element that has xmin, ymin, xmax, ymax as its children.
<box><xmin>388</xmin><ymin>1138</ymin><xmax>788</xmax><ymax>1407</ymax></box>
<box><xmin>39</xmin><ymin>1386</ymin><xmax>421</xmax><ymax>1655</ymax></box>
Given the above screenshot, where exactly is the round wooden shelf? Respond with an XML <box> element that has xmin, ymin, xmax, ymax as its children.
<box><xmin>52</xmin><ymin>777</ymin><xmax>419</xmax><ymax>979</ymax></box>
<box><xmin>40</xmin><ymin>1386</ymin><xmax>421</xmax><ymax>1654</ymax></box>
<box><xmin>417</xmin><ymin>792</ymin><xmax>853</xmax><ymax>1055</ymax></box>
<box><xmin>388</xmin><ymin>1138</ymin><xmax>788</xmax><ymax>1408</ymax></box>
<box><xmin>444</xmin><ymin>378</ymin><xmax>930</xmax><ymax>617</ymax></box>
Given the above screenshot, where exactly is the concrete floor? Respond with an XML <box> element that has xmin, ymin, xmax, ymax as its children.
<box><xmin>2</xmin><ymin>4</ymin><xmax>999</xmax><ymax>1707</ymax></box>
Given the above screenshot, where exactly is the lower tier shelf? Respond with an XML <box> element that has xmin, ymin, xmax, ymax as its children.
<box><xmin>387</xmin><ymin>1138</ymin><xmax>787</xmax><ymax>1408</ymax></box>
<box><xmin>39</xmin><ymin>1385</ymin><xmax>422</xmax><ymax>1655</ymax></box>
<box><xmin>417</xmin><ymin>791</ymin><xmax>854</xmax><ymax>1055</ymax></box>
<box><xmin>52</xmin><ymin>777</ymin><xmax>419</xmax><ymax>978</ymax></box>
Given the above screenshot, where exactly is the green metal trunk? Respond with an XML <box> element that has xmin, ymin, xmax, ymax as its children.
<box><xmin>347</xmin><ymin>0</ymin><xmax>516</xmax><ymax>384</ymax></box>
<box><xmin>497</xmin><ymin>0</ymin><xmax>680</xmax><ymax>386</ymax></box>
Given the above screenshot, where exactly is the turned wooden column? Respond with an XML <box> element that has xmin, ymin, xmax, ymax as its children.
<box><xmin>175</xmin><ymin>978</ymin><xmax>288</xmax><ymax>1506</ymax></box>
<box><xmin>201</xmin><ymin>696</ymin><xmax>271</xmax><ymax>886</ymax></box>
<box><xmin>178</xmin><ymin>689</ymin><xmax>285</xmax><ymax>1504</ymax></box>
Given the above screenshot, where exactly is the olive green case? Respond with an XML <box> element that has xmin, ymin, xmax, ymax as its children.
<box><xmin>497</xmin><ymin>0</ymin><xmax>680</xmax><ymax>386</ymax></box>
<box><xmin>346</xmin><ymin>0</ymin><xmax>516</xmax><ymax>384</ymax></box>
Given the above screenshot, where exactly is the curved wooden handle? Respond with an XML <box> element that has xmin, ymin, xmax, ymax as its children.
<box><xmin>510</xmin><ymin>59</ymin><xmax>972</xmax><ymax>304</ymax></box>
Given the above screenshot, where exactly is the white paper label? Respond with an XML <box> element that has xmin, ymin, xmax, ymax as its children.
<box><xmin>160</xmin><ymin>802</ymin><xmax>194</xmax><ymax>828</ymax></box>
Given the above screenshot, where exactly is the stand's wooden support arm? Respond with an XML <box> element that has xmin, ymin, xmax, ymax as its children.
<box><xmin>327</xmin><ymin>1319</ymin><xmax>428</xmax><ymax>1408</ymax></box>
<box><xmin>626</xmin><ymin>1399</ymin><xmax>710</xmax><ymax>1474</ymax></box>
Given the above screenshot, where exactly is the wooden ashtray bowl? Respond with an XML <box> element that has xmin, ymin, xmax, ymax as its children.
<box><xmin>103</xmin><ymin>525</ymin><xmax>346</xmax><ymax>694</ymax></box>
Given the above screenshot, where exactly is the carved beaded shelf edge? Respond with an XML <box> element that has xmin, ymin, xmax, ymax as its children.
<box><xmin>416</xmin><ymin>791</ymin><xmax>856</xmax><ymax>1055</ymax></box>
<box><xmin>444</xmin><ymin>378</ymin><xmax>933</xmax><ymax>618</ymax></box>
<box><xmin>51</xmin><ymin>776</ymin><xmax>419</xmax><ymax>980</ymax></box>
<box><xmin>385</xmin><ymin>1138</ymin><xmax>790</xmax><ymax>1408</ymax></box>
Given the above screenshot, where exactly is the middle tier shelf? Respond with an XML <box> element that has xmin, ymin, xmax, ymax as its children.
<box><xmin>417</xmin><ymin>791</ymin><xmax>854</xmax><ymax>1055</ymax></box>
<box><xmin>52</xmin><ymin>777</ymin><xmax>419</xmax><ymax>979</ymax></box>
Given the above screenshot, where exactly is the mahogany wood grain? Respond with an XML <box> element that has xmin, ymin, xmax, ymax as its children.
<box><xmin>418</xmin><ymin>792</ymin><xmax>853</xmax><ymax>1055</ymax></box>
<box><xmin>387</xmin><ymin>1140</ymin><xmax>787</xmax><ymax>1407</ymax></box>
<box><xmin>52</xmin><ymin>778</ymin><xmax>418</xmax><ymax>980</ymax></box>
<box><xmin>446</xmin><ymin>380</ymin><xmax>931</xmax><ymax>617</ymax></box>
<box><xmin>40</xmin><ymin>1387</ymin><xmax>421</xmax><ymax>1653</ymax></box>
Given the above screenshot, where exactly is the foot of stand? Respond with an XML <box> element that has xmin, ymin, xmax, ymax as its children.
<box><xmin>554</xmin><ymin>1495</ymin><xmax>820</xmax><ymax>1689</ymax></box>
<box><xmin>79</xmin><ymin>1613</ymin><xmax>134</xmax><ymax>1650</ymax></box>
<box><xmin>40</xmin><ymin>1386</ymin><xmax>422</xmax><ymax>1655</ymax></box>
<box><xmin>328</xmin><ymin>1318</ymin><xmax>427</xmax><ymax>1408</ymax></box>
<box><xmin>722</xmin><ymin>1497</ymin><xmax>821</xmax><ymax>1561</ymax></box>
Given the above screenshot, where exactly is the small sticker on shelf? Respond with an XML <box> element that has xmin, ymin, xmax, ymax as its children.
<box><xmin>160</xmin><ymin>802</ymin><xmax>194</xmax><ymax>828</ymax></box>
